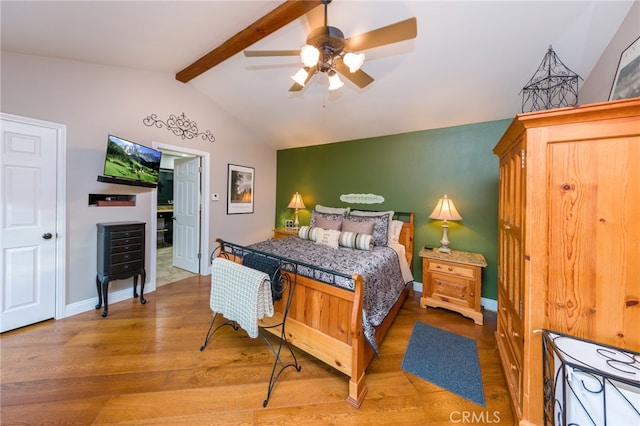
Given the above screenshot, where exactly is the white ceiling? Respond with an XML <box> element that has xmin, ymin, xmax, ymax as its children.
<box><xmin>1</xmin><ymin>1</ymin><xmax>634</xmax><ymax>150</ymax></box>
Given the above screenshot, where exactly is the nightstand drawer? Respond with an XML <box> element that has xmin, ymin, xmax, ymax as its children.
<box><xmin>428</xmin><ymin>260</ymin><xmax>475</xmax><ymax>279</ymax></box>
<box><xmin>431</xmin><ymin>273</ymin><xmax>475</xmax><ymax>308</ymax></box>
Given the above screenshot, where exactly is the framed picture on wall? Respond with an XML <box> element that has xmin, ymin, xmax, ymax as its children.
<box><xmin>227</xmin><ymin>164</ymin><xmax>254</xmax><ymax>214</ymax></box>
<box><xmin>609</xmin><ymin>36</ymin><xmax>640</xmax><ymax>101</ymax></box>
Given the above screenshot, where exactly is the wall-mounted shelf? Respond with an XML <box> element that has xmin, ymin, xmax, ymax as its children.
<box><xmin>97</xmin><ymin>175</ymin><xmax>157</xmax><ymax>188</ymax></box>
<box><xmin>89</xmin><ymin>194</ymin><xmax>136</xmax><ymax>207</ymax></box>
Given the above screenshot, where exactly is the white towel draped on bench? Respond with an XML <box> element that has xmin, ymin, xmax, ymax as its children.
<box><xmin>210</xmin><ymin>257</ymin><xmax>274</xmax><ymax>338</ymax></box>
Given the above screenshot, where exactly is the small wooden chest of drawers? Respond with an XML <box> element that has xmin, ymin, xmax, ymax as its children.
<box><xmin>96</xmin><ymin>221</ymin><xmax>146</xmax><ymax>317</ymax></box>
<box><xmin>419</xmin><ymin>248</ymin><xmax>487</xmax><ymax>325</ymax></box>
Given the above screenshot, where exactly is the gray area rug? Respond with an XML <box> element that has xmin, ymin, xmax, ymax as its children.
<box><xmin>401</xmin><ymin>321</ymin><xmax>485</xmax><ymax>406</ymax></box>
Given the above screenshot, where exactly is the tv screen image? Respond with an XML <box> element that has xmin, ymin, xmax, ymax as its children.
<box><xmin>103</xmin><ymin>135</ymin><xmax>162</xmax><ymax>184</ymax></box>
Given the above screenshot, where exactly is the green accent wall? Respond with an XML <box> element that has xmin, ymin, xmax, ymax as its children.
<box><xmin>276</xmin><ymin>119</ymin><xmax>511</xmax><ymax>301</ymax></box>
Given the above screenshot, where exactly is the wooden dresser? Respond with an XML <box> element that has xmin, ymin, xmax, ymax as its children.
<box><xmin>493</xmin><ymin>98</ymin><xmax>640</xmax><ymax>425</ymax></box>
<box><xmin>96</xmin><ymin>221</ymin><xmax>146</xmax><ymax>317</ymax></box>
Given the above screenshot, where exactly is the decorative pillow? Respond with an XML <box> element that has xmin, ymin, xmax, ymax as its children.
<box><xmin>310</xmin><ymin>210</ymin><xmax>347</xmax><ymax>227</ymax></box>
<box><xmin>315</xmin><ymin>215</ymin><xmax>343</xmax><ymax>231</ymax></box>
<box><xmin>389</xmin><ymin>220</ymin><xmax>404</xmax><ymax>244</ymax></box>
<box><xmin>315</xmin><ymin>229</ymin><xmax>340</xmax><ymax>249</ymax></box>
<box><xmin>347</xmin><ymin>210</ymin><xmax>394</xmax><ymax>246</ymax></box>
<box><xmin>341</xmin><ymin>219</ymin><xmax>374</xmax><ymax>235</ymax></box>
<box><xmin>315</xmin><ymin>204</ymin><xmax>350</xmax><ymax>215</ymax></box>
<box><xmin>298</xmin><ymin>226</ymin><xmax>321</xmax><ymax>242</ymax></box>
<box><xmin>338</xmin><ymin>231</ymin><xmax>374</xmax><ymax>251</ymax></box>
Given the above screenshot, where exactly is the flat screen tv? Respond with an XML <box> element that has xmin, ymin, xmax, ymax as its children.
<box><xmin>101</xmin><ymin>135</ymin><xmax>162</xmax><ymax>187</ymax></box>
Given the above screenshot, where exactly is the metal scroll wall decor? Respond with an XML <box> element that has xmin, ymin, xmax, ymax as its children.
<box><xmin>143</xmin><ymin>112</ymin><xmax>215</xmax><ymax>143</ymax></box>
<box><xmin>521</xmin><ymin>45</ymin><xmax>582</xmax><ymax>113</ymax></box>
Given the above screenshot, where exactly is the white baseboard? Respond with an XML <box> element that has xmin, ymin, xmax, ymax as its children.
<box><xmin>412</xmin><ymin>281</ymin><xmax>497</xmax><ymax>312</ymax></box>
<box><xmin>63</xmin><ymin>287</ymin><xmax>154</xmax><ymax>318</ymax></box>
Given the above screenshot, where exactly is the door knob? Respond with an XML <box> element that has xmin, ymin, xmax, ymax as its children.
<box><xmin>42</xmin><ymin>232</ymin><xmax>53</xmax><ymax>239</ymax></box>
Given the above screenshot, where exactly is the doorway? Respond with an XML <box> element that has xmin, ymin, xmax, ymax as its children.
<box><xmin>150</xmin><ymin>143</ymin><xmax>210</xmax><ymax>289</ymax></box>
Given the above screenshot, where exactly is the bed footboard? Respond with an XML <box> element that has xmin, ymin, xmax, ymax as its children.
<box><xmin>214</xmin><ymin>238</ymin><xmax>410</xmax><ymax>407</ymax></box>
<box><xmin>258</xmin><ymin>269</ymin><xmax>370</xmax><ymax>406</ymax></box>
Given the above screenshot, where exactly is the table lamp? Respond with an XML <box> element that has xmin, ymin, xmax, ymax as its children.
<box><xmin>429</xmin><ymin>194</ymin><xmax>462</xmax><ymax>253</ymax></box>
<box><xmin>287</xmin><ymin>192</ymin><xmax>306</xmax><ymax>229</ymax></box>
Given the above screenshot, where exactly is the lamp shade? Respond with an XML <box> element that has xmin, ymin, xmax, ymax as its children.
<box><xmin>300</xmin><ymin>44</ymin><xmax>320</xmax><ymax>67</ymax></box>
<box><xmin>328</xmin><ymin>72</ymin><xmax>344</xmax><ymax>91</ymax></box>
<box><xmin>343</xmin><ymin>52</ymin><xmax>365</xmax><ymax>73</ymax></box>
<box><xmin>287</xmin><ymin>192</ymin><xmax>306</xmax><ymax>209</ymax></box>
<box><xmin>429</xmin><ymin>194</ymin><xmax>462</xmax><ymax>221</ymax></box>
<box><xmin>291</xmin><ymin>68</ymin><xmax>310</xmax><ymax>86</ymax></box>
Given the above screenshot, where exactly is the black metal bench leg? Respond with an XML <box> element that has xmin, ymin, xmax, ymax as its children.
<box><xmin>200</xmin><ymin>313</ymin><xmax>239</xmax><ymax>351</ymax></box>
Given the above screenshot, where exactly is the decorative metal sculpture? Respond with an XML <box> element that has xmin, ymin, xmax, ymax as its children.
<box><xmin>143</xmin><ymin>112</ymin><xmax>215</xmax><ymax>142</ymax></box>
<box><xmin>521</xmin><ymin>45</ymin><xmax>582</xmax><ymax>113</ymax></box>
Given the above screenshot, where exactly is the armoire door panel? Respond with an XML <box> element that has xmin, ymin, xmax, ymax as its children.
<box><xmin>547</xmin><ymin>136</ymin><xmax>640</xmax><ymax>350</ymax></box>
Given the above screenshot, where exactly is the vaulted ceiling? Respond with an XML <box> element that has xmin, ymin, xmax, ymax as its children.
<box><xmin>1</xmin><ymin>1</ymin><xmax>634</xmax><ymax>149</ymax></box>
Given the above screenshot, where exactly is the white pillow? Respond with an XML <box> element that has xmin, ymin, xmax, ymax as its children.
<box><xmin>315</xmin><ymin>228</ymin><xmax>340</xmax><ymax>249</ymax></box>
<box><xmin>389</xmin><ymin>220</ymin><xmax>404</xmax><ymax>244</ymax></box>
<box><xmin>315</xmin><ymin>204</ymin><xmax>350</xmax><ymax>214</ymax></box>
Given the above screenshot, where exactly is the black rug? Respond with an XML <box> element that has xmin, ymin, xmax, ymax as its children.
<box><xmin>401</xmin><ymin>321</ymin><xmax>485</xmax><ymax>406</ymax></box>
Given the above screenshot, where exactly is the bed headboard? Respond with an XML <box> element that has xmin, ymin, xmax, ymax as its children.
<box><xmin>395</xmin><ymin>212</ymin><xmax>415</xmax><ymax>271</ymax></box>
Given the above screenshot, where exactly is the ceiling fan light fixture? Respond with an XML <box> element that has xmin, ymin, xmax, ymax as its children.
<box><xmin>343</xmin><ymin>52</ymin><xmax>365</xmax><ymax>73</ymax></box>
<box><xmin>328</xmin><ymin>71</ymin><xmax>344</xmax><ymax>91</ymax></box>
<box><xmin>300</xmin><ymin>44</ymin><xmax>320</xmax><ymax>67</ymax></box>
<box><xmin>291</xmin><ymin>67</ymin><xmax>310</xmax><ymax>86</ymax></box>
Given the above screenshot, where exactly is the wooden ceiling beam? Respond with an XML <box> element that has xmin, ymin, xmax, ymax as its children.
<box><xmin>176</xmin><ymin>0</ymin><xmax>323</xmax><ymax>83</ymax></box>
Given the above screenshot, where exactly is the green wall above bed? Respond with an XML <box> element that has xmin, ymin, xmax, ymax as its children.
<box><xmin>276</xmin><ymin>119</ymin><xmax>511</xmax><ymax>302</ymax></box>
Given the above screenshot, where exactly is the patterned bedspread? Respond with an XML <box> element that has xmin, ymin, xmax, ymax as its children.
<box><xmin>248</xmin><ymin>237</ymin><xmax>411</xmax><ymax>355</ymax></box>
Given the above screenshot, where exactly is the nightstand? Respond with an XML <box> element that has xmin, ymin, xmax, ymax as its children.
<box><xmin>273</xmin><ymin>227</ymin><xmax>299</xmax><ymax>239</ymax></box>
<box><xmin>419</xmin><ymin>248</ymin><xmax>487</xmax><ymax>325</ymax></box>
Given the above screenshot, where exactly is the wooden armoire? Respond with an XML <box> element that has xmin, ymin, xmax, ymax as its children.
<box><xmin>493</xmin><ymin>98</ymin><xmax>640</xmax><ymax>425</ymax></box>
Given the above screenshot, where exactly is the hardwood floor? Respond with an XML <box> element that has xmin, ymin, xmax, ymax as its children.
<box><xmin>0</xmin><ymin>276</ymin><xmax>515</xmax><ymax>425</ymax></box>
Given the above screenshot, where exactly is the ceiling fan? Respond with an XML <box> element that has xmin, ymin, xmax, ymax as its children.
<box><xmin>243</xmin><ymin>0</ymin><xmax>417</xmax><ymax>92</ymax></box>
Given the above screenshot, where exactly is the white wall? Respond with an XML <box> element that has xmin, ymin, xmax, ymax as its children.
<box><xmin>1</xmin><ymin>52</ymin><xmax>277</xmax><ymax>307</ymax></box>
<box><xmin>580</xmin><ymin>1</ymin><xmax>639</xmax><ymax>103</ymax></box>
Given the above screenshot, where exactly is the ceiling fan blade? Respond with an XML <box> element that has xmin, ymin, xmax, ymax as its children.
<box><xmin>176</xmin><ymin>0</ymin><xmax>323</xmax><ymax>83</ymax></box>
<box><xmin>244</xmin><ymin>50</ymin><xmax>300</xmax><ymax>57</ymax></box>
<box><xmin>289</xmin><ymin>82</ymin><xmax>305</xmax><ymax>92</ymax></box>
<box><xmin>305</xmin><ymin>3</ymin><xmax>325</xmax><ymax>30</ymax></box>
<box><xmin>345</xmin><ymin>17</ymin><xmax>417</xmax><ymax>52</ymax></box>
<box><xmin>334</xmin><ymin>61</ymin><xmax>374</xmax><ymax>88</ymax></box>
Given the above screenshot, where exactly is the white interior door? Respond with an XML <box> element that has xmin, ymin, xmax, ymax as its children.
<box><xmin>172</xmin><ymin>156</ymin><xmax>200</xmax><ymax>273</ymax></box>
<box><xmin>1</xmin><ymin>117</ymin><xmax>58</xmax><ymax>332</ymax></box>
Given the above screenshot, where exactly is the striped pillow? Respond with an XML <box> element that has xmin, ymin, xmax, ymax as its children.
<box><xmin>338</xmin><ymin>231</ymin><xmax>374</xmax><ymax>251</ymax></box>
<box><xmin>298</xmin><ymin>226</ymin><xmax>321</xmax><ymax>242</ymax></box>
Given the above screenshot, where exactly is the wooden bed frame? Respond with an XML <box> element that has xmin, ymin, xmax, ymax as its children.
<box><xmin>216</xmin><ymin>212</ymin><xmax>414</xmax><ymax>407</ymax></box>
